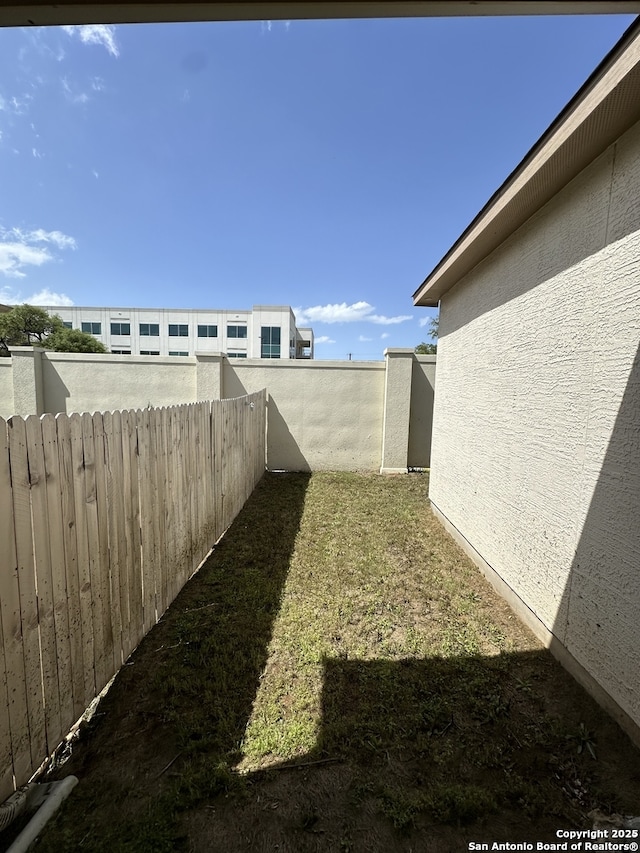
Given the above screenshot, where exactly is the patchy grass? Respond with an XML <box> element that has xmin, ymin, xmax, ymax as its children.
<box><xmin>24</xmin><ymin>472</ymin><xmax>640</xmax><ymax>853</ymax></box>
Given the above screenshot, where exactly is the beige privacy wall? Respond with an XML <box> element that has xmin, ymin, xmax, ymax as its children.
<box><xmin>1</xmin><ymin>350</ymin><xmax>436</xmax><ymax>472</ymax></box>
<box><xmin>430</xmin><ymin>119</ymin><xmax>640</xmax><ymax>735</ymax></box>
<box><xmin>223</xmin><ymin>360</ymin><xmax>385</xmax><ymax>471</ymax></box>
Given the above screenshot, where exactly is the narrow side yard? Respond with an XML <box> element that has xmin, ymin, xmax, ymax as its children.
<box><xmin>23</xmin><ymin>472</ymin><xmax>640</xmax><ymax>852</ymax></box>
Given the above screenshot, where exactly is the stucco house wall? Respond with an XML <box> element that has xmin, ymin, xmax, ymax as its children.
<box><xmin>428</xmin><ymin>117</ymin><xmax>640</xmax><ymax>736</ymax></box>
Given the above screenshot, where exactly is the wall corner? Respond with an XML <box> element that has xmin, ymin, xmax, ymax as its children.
<box><xmin>380</xmin><ymin>348</ymin><xmax>414</xmax><ymax>474</ymax></box>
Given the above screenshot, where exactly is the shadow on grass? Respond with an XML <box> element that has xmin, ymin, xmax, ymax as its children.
<box><xmin>236</xmin><ymin>651</ymin><xmax>638</xmax><ymax>847</ymax></box>
<box><xmin>152</xmin><ymin>470</ymin><xmax>311</xmax><ymax>765</ymax></box>
<box><xmin>29</xmin><ymin>471</ymin><xmax>310</xmax><ymax>853</ymax></box>
<box><xmin>314</xmin><ymin>652</ymin><xmax>578</xmax><ymax>828</ymax></box>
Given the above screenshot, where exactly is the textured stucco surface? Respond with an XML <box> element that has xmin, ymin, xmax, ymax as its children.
<box><xmin>380</xmin><ymin>350</ymin><xmax>414</xmax><ymax>472</ymax></box>
<box><xmin>42</xmin><ymin>353</ymin><xmax>197</xmax><ymax>413</ymax></box>
<box><xmin>430</xmin><ymin>119</ymin><xmax>640</xmax><ymax>728</ymax></box>
<box><xmin>408</xmin><ymin>356</ymin><xmax>436</xmax><ymax>468</ymax></box>
<box><xmin>224</xmin><ymin>360</ymin><xmax>386</xmax><ymax>471</ymax></box>
<box><xmin>0</xmin><ymin>361</ymin><xmax>13</xmax><ymax>418</ymax></box>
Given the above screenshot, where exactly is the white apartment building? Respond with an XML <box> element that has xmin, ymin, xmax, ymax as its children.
<box><xmin>42</xmin><ymin>304</ymin><xmax>314</xmax><ymax>360</ymax></box>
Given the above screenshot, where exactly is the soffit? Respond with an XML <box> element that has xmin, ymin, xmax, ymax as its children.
<box><xmin>0</xmin><ymin>1</ymin><xmax>639</xmax><ymax>27</ymax></box>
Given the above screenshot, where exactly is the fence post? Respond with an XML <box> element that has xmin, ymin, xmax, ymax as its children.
<box><xmin>9</xmin><ymin>347</ymin><xmax>44</xmax><ymax>417</ymax></box>
<box><xmin>195</xmin><ymin>352</ymin><xmax>224</xmax><ymax>401</ymax></box>
<box><xmin>380</xmin><ymin>348</ymin><xmax>414</xmax><ymax>474</ymax></box>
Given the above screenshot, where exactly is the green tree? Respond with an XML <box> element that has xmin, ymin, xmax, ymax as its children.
<box><xmin>415</xmin><ymin>314</ymin><xmax>439</xmax><ymax>355</ymax></box>
<box><xmin>45</xmin><ymin>327</ymin><xmax>108</xmax><ymax>353</ymax></box>
<box><xmin>0</xmin><ymin>304</ymin><xmax>107</xmax><ymax>356</ymax></box>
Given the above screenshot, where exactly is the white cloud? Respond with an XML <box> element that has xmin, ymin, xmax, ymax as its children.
<box><xmin>91</xmin><ymin>77</ymin><xmax>105</xmax><ymax>92</ymax></box>
<box><xmin>19</xmin><ymin>229</ymin><xmax>77</xmax><ymax>250</ymax></box>
<box><xmin>92</xmin><ymin>169</ymin><xmax>99</xmax><ymax>179</ymax></box>
<box><xmin>9</xmin><ymin>94</ymin><xmax>32</xmax><ymax>116</ymax></box>
<box><xmin>0</xmin><ymin>285</ymin><xmax>73</xmax><ymax>306</ymax></box>
<box><xmin>261</xmin><ymin>20</ymin><xmax>290</xmax><ymax>34</ymax></box>
<box><xmin>32</xmin><ymin>147</ymin><xmax>42</xmax><ymax>158</ymax></box>
<box><xmin>21</xmin><ymin>28</ymin><xmax>66</xmax><ymax>62</ymax></box>
<box><xmin>358</xmin><ymin>335</ymin><xmax>373</xmax><ymax>342</ymax></box>
<box><xmin>295</xmin><ymin>301</ymin><xmax>412</xmax><ymax>326</ymax></box>
<box><xmin>314</xmin><ymin>336</ymin><xmax>336</xmax><ymax>345</ymax></box>
<box><xmin>0</xmin><ymin>227</ymin><xmax>77</xmax><ymax>279</ymax></box>
<box><xmin>0</xmin><ymin>244</ymin><xmax>49</xmax><ymax>278</ymax></box>
<box><xmin>62</xmin><ymin>24</ymin><xmax>119</xmax><ymax>58</ymax></box>
<box><xmin>419</xmin><ymin>316</ymin><xmax>432</xmax><ymax>327</ymax></box>
<box><xmin>381</xmin><ymin>333</ymin><xmax>390</xmax><ymax>339</ymax></box>
<box><xmin>369</xmin><ymin>313</ymin><xmax>413</xmax><ymax>325</ymax></box>
<box><xmin>29</xmin><ymin>288</ymin><xmax>74</xmax><ymax>306</ymax></box>
<box><xmin>61</xmin><ymin>77</ymin><xmax>90</xmax><ymax>104</ymax></box>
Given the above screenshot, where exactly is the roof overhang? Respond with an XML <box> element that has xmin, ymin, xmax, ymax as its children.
<box><xmin>413</xmin><ymin>15</ymin><xmax>640</xmax><ymax>307</ymax></box>
<box><xmin>0</xmin><ymin>1</ymin><xmax>639</xmax><ymax>28</ymax></box>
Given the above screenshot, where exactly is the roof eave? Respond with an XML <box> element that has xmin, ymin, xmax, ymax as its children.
<box><xmin>413</xmin><ymin>16</ymin><xmax>640</xmax><ymax>308</ymax></box>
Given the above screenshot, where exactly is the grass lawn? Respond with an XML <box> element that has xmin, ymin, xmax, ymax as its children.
<box><xmin>26</xmin><ymin>472</ymin><xmax>640</xmax><ymax>852</ymax></box>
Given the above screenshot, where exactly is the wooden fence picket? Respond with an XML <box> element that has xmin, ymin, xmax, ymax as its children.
<box><xmin>40</xmin><ymin>414</ymin><xmax>74</xmax><ymax>747</ymax></box>
<box><xmin>55</xmin><ymin>414</ymin><xmax>85</xmax><ymax>723</ymax></box>
<box><xmin>80</xmin><ymin>413</ymin><xmax>108</xmax><ymax>697</ymax></box>
<box><xmin>103</xmin><ymin>411</ymin><xmax>124</xmax><ymax>672</ymax></box>
<box><xmin>124</xmin><ymin>409</ymin><xmax>144</xmax><ymax>654</ymax></box>
<box><xmin>91</xmin><ymin>413</ymin><xmax>115</xmax><ymax>687</ymax></box>
<box><xmin>155</xmin><ymin>408</ymin><xmax>169</xmax><ymax>616</ymax></box>
<box><xmin>8</xmin><ymin>416</ymin><xmax>46</xmax><ymax>774</ymax></box>
<box><xmin>24</xmin><ymin>415</ymin><xmax>61</xmax><ymax>759</ymax></box>
<box><xmin>0</xmin><ymin>418</ymin><xmax>29</xmax><ymax>796</ymax></box>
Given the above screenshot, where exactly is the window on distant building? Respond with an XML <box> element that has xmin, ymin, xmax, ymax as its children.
<box><xmin>111</xmin><ymin>349</ymin><xmax>131</xmax><ymax>355</ymax></box>
<box><xmin>140</xmin><ymin>350</ymin><xmax>160</xmax><ymax>355</ymax></box>
<box><xmin>63</xmin><ymin>321</ymin><xmax>73</xmax><ymax>329</ymax></box>
<box><xmin>81</xmin><ymin>321</ymin><xmax>101</xmax><ymax>335</ymax></box>
<box><xmin>140</xmin><ymin>323</ymin><xmax>159</xmax><ymax>336</ymax></box>
<box><xmin>169</xmin><ymin>351</ymin><xmax>189</xmax><ymax>356</ymax></box>
<box><xmin>198</xmin><ymin>324</ymin><xmax>218</xmax><ymax>337</ymax></box>
<box><xmin>227</xmin><ymin>324</ymin><xmax>247</xmax><ymax>339</ymax></box>
<box><xmin>111</xmin><ymin>322</ymin><xmax>130</xmax><ymax>335</ymax></box>
<box><xmin>261</xmin><ymin>326</ymin><xmax>281</xmax><ymax>358</ymax></box>
<box><xmin>168</xmin><ymin>324</ymin><xmax>189</xmax><ymax>337</ymax></box>
<box><xmin>227</xmin><ymin>352</ymin><xmax>247</xmax><ymax>359</ymax></box>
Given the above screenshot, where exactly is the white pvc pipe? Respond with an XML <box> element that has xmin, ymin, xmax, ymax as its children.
<box><xmin>6</xmin><ymin>776</ymin><xmax>78</xmax><ymax>853</ymax></box>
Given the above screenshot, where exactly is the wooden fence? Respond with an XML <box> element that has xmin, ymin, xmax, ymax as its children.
<box><xmin>0</xmin><ymin>391</ymin><xmax>266</xmax><ymax>801</ymax></box>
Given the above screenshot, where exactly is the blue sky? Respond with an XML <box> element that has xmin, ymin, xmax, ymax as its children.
<box><xmin>0</xmin><ymin>12</ymin><xmax>636</xmax><ymax>359</ymax></box>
